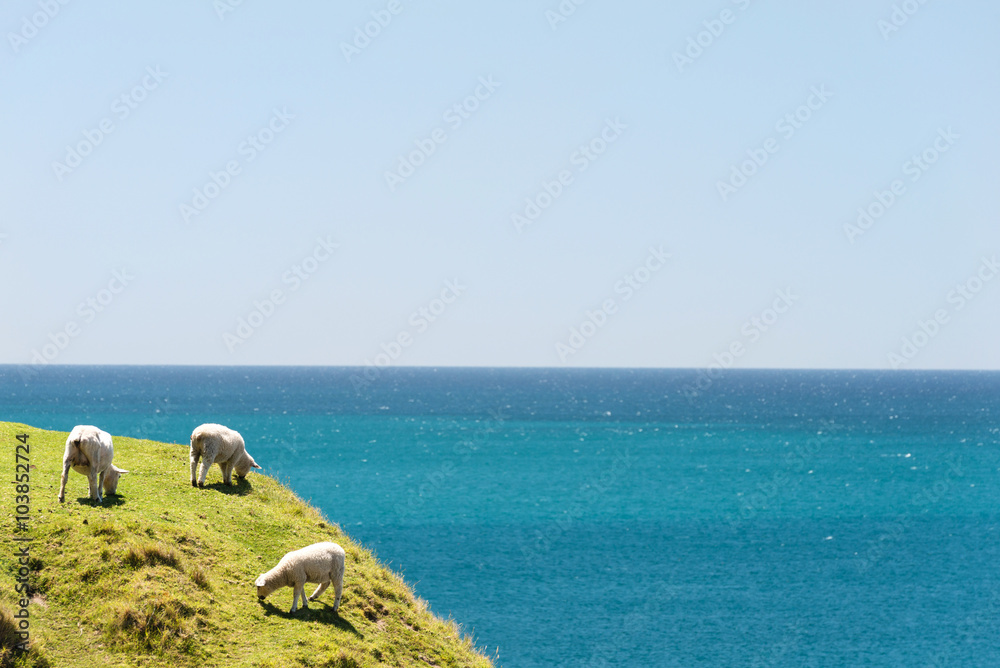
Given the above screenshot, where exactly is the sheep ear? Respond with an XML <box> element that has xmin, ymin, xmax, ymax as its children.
<box><xmin>254</xmin><ymin>576</ymin><xmax>266</xmax><ymax>586</ymax></box>
<box><xmin>253</xmin><ymin>462</ymin><xmax>262</xmax><ymax>469</ymax></box>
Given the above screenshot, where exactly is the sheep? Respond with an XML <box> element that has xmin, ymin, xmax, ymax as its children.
<box><xmin>58</xmin><ymin>425</ymin><xmax>115</xmax><ymax>503</ymax></box>
<box><xmin>189</xmin><ymin>423</ymin><xmax>261</xmax><ymax>488</ymax></box>
<box><xmin>255</xmin><ymin>542</ymin><xmax>345</xmax><ymax>614</ymax></box>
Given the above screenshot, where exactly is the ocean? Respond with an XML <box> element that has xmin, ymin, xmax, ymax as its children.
<box><xmin>2</xmin><ymin>366</ymin><xmax>999</xmax><ymax>666</ymax></box>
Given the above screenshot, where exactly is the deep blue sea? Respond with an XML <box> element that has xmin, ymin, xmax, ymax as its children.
<box><xmin>3</xmin><ymin>366</ymin><xmax>999</xmax><ymax>666</ymax></box>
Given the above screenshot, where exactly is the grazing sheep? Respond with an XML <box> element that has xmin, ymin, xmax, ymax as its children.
<box><xmin>255</xmin><ymin>542</ymin><xmax>345</xmax><ymax>613</ymax></box>
<box><xmin>189</xmin><ymin>423</ymin><xmax>261</xmax><ymax>488</ymax></box>
<box><xmin>58</xmin><ymin>425</ymin><xmax>115</xmax><ymax>503</ymax></box>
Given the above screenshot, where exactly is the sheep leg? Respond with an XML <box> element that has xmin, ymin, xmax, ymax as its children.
<box><xmin>190</xmin><ymin>452</ymin><xmax>200</xmax><ymax>487</ymax></box>
<box><xmin>333</xmin><ymin>572</ymin><xmax>343</xmax><ymax>613</ymax></box>
<box><xmin>57</xmin><ymin>459</ymin><xmax>72</xmax><ymax>503</ymax></box>
<box><xmin>221</xmin><ymin>460</ymin><xmax>234</xmax><ymax>485</ymax></box>
<box><xmin>290</xmin><ymin>582</ymin><xmax>306</xmax><ymax>613</ymax></box>
<box><xmin>308</xmin><ymin>582</ymin><xmax>329</xmax><ymax>601</ymax></box>
<box><xmin>198</xmin><ymin>444</ymin><xmax>218</xmax><ymax>488</ymax></box>
<box><xmin>298</xmin><ymin>582</ymin><xmax>309</xmax><ymax>609</ymax></box>
<box><xmin>197</xmin><ymin>459</ymin><xmax>210</xmax><ymax>487</ymax></box>
<box><xmin>98</xmin><ymin>469</ymin><xmax>107</xmax><ymax>502</ymax></box>
<box><xmin>88</xmin><ymin>469</ymin><xmax>103</xmax><ymax>504</ymax></box>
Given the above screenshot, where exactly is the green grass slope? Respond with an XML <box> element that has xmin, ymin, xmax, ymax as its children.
<box><xmin>0</xmin><ymin>422</ymin><xmax>496</xmax><ymax>668</ymax></box>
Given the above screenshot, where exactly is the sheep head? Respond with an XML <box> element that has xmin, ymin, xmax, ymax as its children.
<box><xmin>104</xmin><ymin>466</ymin><xmax>129</xmax><ymax>495</ymax></box>
<box><xmin>255</xmin><ymin>574</ymin><xmax>278</xmax><ymax>598</ymax></box>
<box><xmin>235</xmin><ymin>451</ymin><xmax>262</xmax><ymax>479</ymax></box>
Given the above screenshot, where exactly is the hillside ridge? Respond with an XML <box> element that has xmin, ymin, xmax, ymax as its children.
<box><xmin>0</xmin><ymin>421</ymin><xmax>496</xmax><ymax>668</ymax></box>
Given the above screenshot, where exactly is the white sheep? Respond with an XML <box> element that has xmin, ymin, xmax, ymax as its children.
<box><xmin>189</xmin><ymin>423</ymin><xmax>261</xmax><ymax>488</ymax></box>
<box><xmin>255</xmin><ymin>542</ymin><xmax>346</xmax><ymax>613</ymax></box>
<box><xmin>58</xmin><ymin>425</ymin><xmax>116</xmax><ymax>503</ymax></box>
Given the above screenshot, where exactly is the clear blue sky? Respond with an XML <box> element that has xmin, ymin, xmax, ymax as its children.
<box><xmin>2</xmin><ymin>1</ymin><xmax>997</xmax><ymax>369</ymax></box>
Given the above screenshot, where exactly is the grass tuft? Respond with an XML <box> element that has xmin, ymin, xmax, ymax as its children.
<box><xmin>88</xmin><ymin>520</ymin><xmax>121</xmax><ymax>541</ymax></box>
<box><xmin>104</xmin><ymin>594</ymin><xmax>198</xmax><ymax>653</ymax></box>
<box><xmin>122</xmin><ymin>542</ymin><xmax>181</xmax><ymax>571</ymax></box>
<box><xmin>188</xmin><ymin>568</ymin><xmax>210</xmax><ymax>591</ymax></box>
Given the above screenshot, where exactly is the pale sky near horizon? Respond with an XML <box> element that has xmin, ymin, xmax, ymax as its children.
<box><xmin>1</xmin><ymin>1</ymin><xmax>998</xmax><ymax>369</ymax></box>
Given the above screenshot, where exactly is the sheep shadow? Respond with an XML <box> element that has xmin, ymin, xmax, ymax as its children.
<box><xmin>258</xmin><ymin>599</ymin><xmax>362</xmax><ymax>636</ymax></box>
<box><xmin>72</xmin><ymin>494</ymin><xmax>127</xmax><ymax>507</ymax></box>
<box><xmin>201</xmin><ymin>477</ymin><xmax>254</xmax><ymax>496</ymax></box>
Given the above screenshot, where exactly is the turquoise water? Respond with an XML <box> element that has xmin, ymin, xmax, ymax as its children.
<box><xmin>3</xmin><ymin>366</ymin><xmax>999</xmax><ymax>666</ymax></box>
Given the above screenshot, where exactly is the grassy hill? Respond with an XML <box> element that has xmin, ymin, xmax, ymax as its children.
<box><xmin>0</xmin><ymin>422</ymin><xmax>496</xmax><ymax>668</ymax></box>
